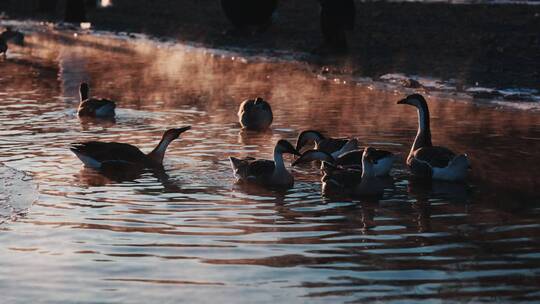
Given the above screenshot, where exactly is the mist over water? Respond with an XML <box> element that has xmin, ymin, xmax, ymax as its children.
<box><xmin>0</xmin><ymin>25</ymin><xmax>539</xmax><ymax>303</ymax></box>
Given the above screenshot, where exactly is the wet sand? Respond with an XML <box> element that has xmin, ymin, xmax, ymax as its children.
<box><xmin>2</xmin><ymin>0</ymin><xmax>540</xmax><ymax>90</ymax></box>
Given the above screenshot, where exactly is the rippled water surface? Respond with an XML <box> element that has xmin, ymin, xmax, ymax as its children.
<box><xmin>0</xmin><ymin>26</ymin><xmax>539</xmax><ymax>303</ymax></box>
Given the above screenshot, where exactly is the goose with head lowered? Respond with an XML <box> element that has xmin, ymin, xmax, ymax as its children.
<box><xmin>293</xmin><ymin>145</ymin><xmax>395</xmax><ymax>177</ymax></box>
<box><xmin>70</xmin><ymin>127</ymin><xmax>191</xmax><ymax>169</ymax></box>
<box><xmin>77</xmin><ymin>82</ymin><xmax>116</xmax><ymax>118</ymax></box>
<box><xmin>238</xmin><ymin>97</ymin><xmax>273</xmax><ymax>131</ymax></box>
<box><xmin>229</xmin><ymin>139</ymin><xmax>301</xmax><ymax>189</ymax></box>
<box><xmin>397</xmin><ymin>94</ymin><xmax>470</xmax><ymax>182</ymax></box>
<box><xmin>321</xmin><ymin>147</ymin><xmax>386</xmax><ymax>197</ymax></box>
<box><xmin>295</xmin><ymin>130</ymin><xmax>358</xmax><ymax>158</ymax></box>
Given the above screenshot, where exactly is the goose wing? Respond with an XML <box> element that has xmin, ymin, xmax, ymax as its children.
<box><xmin>412</xmin><ymin>146</ymin><xmax>456</xmax><ymax>168</ymax></box>
<box><xmin>335</xmin><ymin>150</ymin><xmax>362</xmax><ymax>166</ymax></box>
<box><xmin>247</xmin><ymin>160</ymin><xmax>275</xmax><ymax>180</ymax></box>
<box><xmin>78</xmin><ymin>98</ymin><xmax>116</xmax><ymax>116</ymax></box>
<box><xmin>70</xmin><ymin>142</ymin><xmax>148</xmax><ymax>164</ymax></box>
<box><xmin>316</xmin><ymin>138</ymin><xmax>349</xmax><ymax>154</ymax></box>
<box><xmin>321</xmin><ymin>162</ymin><xmax>363</xmax><ymax>188</ymax></box>
<box><xmin>335</xmin><ymin>149</ymin><xmax>393</xmax><ymax>165</ymax></box>
<box><xmin>230</xmin><ymin>157</ymin><xmax>275</xmax><ymax>181</ymax></box>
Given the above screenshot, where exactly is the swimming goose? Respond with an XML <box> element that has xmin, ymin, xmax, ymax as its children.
<box><xmin>321</xmin><ymin>147</ymin><xmax>385</xmax><ymax>197</ymax></box>
<box><xmin>238</xmin><ymin>97</ymin><xmax>273</xmax><ymax>131</ymax></box>
<box><xmin>229</xmin><ymin>139</ymin><xmax>301</xmax><ymax>188</ymax></box>
<box><xmin>70</xmin><ymin>126</ymin><xmax>191</xmax><ymax>169</ymax></box>
<box><xmin>293</xmin><ymin>147</ymin><xmax>395</xmax><ymax>176</ymax></box>
<box><xmin>295</xmin><ymin>130</ymin><xmax>358</xmax><ymax>157</ymax></box>
<box><xmin>397</xmin><ymin>94</ymin><xmax>470</xmax><ymax>182</ymax></box>
<box><xmin>77</xmin><ymin>82</ymin><xmax>116</xmax><ymax>118</ymax></box>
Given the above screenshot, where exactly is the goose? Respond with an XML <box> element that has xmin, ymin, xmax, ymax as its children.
<box><xmin>295</xmin><ymin>130</ymin><xmax>358</xmax><ymax>157</ymax></box>
<box><xmin>70</xmin><ymin>126</ymin><xmax>191</xmax><ymax>169</ymax></box>
<box><xmin>321</xmin><ymin>147</ymin><xmax>385</xmax><ymax>197</ymax></box>
<box><xmin>229</xmin><ymin>139</ymin><xmax>301</xmax><ymax>188</ymax></box>
<box><xmin>77</xmin><ymin>82</ymin><xmax>116</xmax><ymax>118</ymax></box>
<box><xmin>397</xmin><ymin>94</ymin><xmax>470</xmax><ymax>182</ymax></box>
<box><xmin>293</xmin><ymin>146</ymin><xmax>395</xmax><ymax>176</ymax></box>
<box><xmin>238</xmin><ymin>97</ymin><xmax>273</xmax><ymax>131</ymax></box>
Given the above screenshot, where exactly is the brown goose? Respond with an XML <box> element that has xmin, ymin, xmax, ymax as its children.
<box><xmin>229</xmin><ymin>140</ymin><xmax>301</xmax><ymax>189</ymax></box>
<box><xmin>321</xmin><ymin>147</ymin><xmax>385</xmax><ymax>197</ymax></box>
<box><xmin>70</xmin><ymin>127</ymin><xmax>191</xmax><ymax>169</ymax></box>
<box><xmin>397</xmin><ymin>94</ymin><xmax>470</xmax><ymax>182</ymax></box>
<box><xmin>293</xmin><ymin>147</ymin><xmax>395</xmax><ymax>176</ymax></box>
<box><xmin>77</xmin><ymin>82</ymin><xmax>116</xmax><ymax>118</ymax></box>
<box><xmin>295</xmin><ymin>130</ymin><xmax>358</xmax><ymax>157</ymax></box>
<box><xmin>238</xmin><ymin>97</ymin><xmax>273</xmax><ymax>131</ymax></box>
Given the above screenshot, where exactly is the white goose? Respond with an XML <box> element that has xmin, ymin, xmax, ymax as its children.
<box><xmin>321</xmin><ymin>147</ymin><xmax>386</xmax><ymax>197</ymax></box>
<box><xmin>397</xmin><ymin>94</ymin><xmax>470</xmax><ymax>182</ymax></box>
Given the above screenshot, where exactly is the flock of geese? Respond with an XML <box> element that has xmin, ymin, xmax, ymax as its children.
<box><xmin>70</xmin><ymin>82</ymin><xmax>471</xmax><ymax>197</ymax></box>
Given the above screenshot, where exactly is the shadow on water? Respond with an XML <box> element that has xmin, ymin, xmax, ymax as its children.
<box><xmin>0</xmin><ymin>26</ymin><xmax>539</xmax><ymax>303</ymax></box>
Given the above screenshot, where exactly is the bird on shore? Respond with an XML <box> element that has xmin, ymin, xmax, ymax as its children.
<box><xmin>70</xmin><ymin>126</ymin><xmax>191</xmax><ymax>169</ymax></box>
<box><xmin>77</xmin><ymin>82</ymin><xmax>116</xmax><ymax>118</ymax></box>
<box><xmin>293</xmin><ymin>147</ymin><xmax>395</xmax><ymax>177</ymax></box>
<box><xmin>238</xmin><ymin>97</ymin><xmax>273</xmax><ymax>131</ymax></box>
<box><xmin>321</xmin><ymin>147</ymin><xmax>386</xmax><ymax>197</ymax></box>
<box><xmin>221</xmin><ymin>0</ymin><xmax>278</xmax><ymax>34</ymax></box>
<box><xmin>229</xmin><ymin>139</ymin><xmax>301</xmax><ymax>189</ymax></box>
<box><xmin>295</xmin><ymin>130</ymin><xmax>357</xmax><ymax>157</ymax></box>
<box><xmin>397</xmin><ymin>94</ymin><xmax>470</xmax><ymax>182</ymax></box>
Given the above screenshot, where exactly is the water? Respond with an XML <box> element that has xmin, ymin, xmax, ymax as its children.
<box><xmin>0</xmin><ymin>25</ymin><xmax>539</xmax><ymax>303</ymax></box>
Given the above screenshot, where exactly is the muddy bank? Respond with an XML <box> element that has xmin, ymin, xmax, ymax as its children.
<box><xmin>2</xmin><ymin>0</ymin><xmax>540</xmax><ymax>90</ymax></box>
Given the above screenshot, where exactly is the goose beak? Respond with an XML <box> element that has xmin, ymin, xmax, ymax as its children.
<box><xmin>397</xmin><ymin>98</ymin><xmax>407</xmax><ymax>105</ymax></box>
<box><xmin>177</xmin><ymin>126</ymin><xmax>191</xmax><ymax>133</ymax></box>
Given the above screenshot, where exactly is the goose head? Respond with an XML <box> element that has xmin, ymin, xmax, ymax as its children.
<box><xmin>162</xmin><ymin>126</ymin><xmax>192</xmax><ymax>142</ymax></box>
<box><xmin>295</xmin><ymin>130</ymin><xmax>324</xmax><ymax>151</ymax></box>
<box><xmin>292</xmin><ymin>150</ymin><xmax>334</xmax><ymax>166</ymax></box>
<box><xmin>397</xmin><ymin>93</ymin><xmax>428</xmax><ymax>110</ymax></box>
<box><xmin>275</xmin><ymin>139</ymin><xmax>302</xmax><ymax>156</ymax></box>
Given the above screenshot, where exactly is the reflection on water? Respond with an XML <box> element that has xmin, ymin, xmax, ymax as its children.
<box><xmin>0</xmin><ymin>27</ymin><xmax>539</xmax><ymax>303</ymax></box>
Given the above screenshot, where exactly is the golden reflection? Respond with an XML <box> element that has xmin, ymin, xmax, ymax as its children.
<box><xmin>3</xmin><ymin>28</ymin><xmax>540</xmax><ymax>197</ymax></box>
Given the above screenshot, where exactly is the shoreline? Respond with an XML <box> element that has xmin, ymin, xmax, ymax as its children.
<box><xmin>1</xmin><ymin>18</ymin><xmax>539</xmax><ymax>111</ymax></box>
<box><xmin>1</xmin><ymin>1</ymin><xmax>539</xmax><ymax>99</ymax></box>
